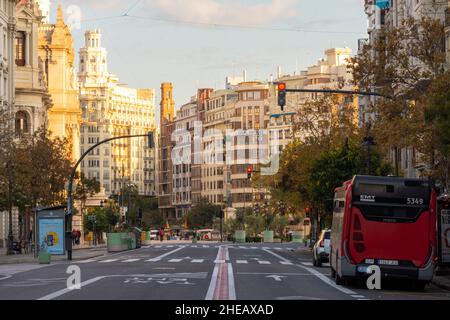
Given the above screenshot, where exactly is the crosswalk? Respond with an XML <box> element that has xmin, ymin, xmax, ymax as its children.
<box><xmin>87</xmin><ymin>257</ymin><xmax>300</xmax><ymax>265</ymax></box>
<box><xmin>150</xmin><ymin>244</ymin><xmax>298</xmax><ymax>251</ymax></box>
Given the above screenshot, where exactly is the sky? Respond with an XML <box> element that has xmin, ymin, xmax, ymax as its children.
<box><xmin>51</xmin><ymin>0</ymin><xmax>368</xmax><ymax>108</ymax></box>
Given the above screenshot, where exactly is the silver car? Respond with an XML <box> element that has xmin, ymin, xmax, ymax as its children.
<box><xmin>313</xmin><ymin>229</ymin><xmax>331</xmax><ymax>267</ymax></box>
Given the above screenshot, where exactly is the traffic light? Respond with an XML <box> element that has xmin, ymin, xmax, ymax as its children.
<box><xmin>148</xmin><ymin>131</ymin><xmax>155</xmax><ymax>148</ymax></box>
<box><xmin>247</xmin><ymin>166</ymin><xmax>253</xmax><ymax>180</ymax></box>
<box><xmin>277</xmin><ymin>82</ymin><xmax>286</xmax><ymax>111</ymax></box>
<box><xmin>305</xmin><ymin>207</ymin><xmax>311</xmax><ymax>218</ymax></box>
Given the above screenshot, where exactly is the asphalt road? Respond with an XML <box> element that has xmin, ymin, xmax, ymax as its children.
<box><xmin>0</xmin><ymin>243</ymin><xmax>449</xmax><ymax>300</ymax></box>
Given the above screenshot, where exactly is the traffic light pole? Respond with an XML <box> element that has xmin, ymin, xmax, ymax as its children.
<box><xmin>66</xmin><ymin>133</ymin><xmax>154</xmax><ymax>261</ymax></box>
<box><xmin>284</xmin><ymin>88</ymin><xmax>393</xmax><ymax>99</ymax></box>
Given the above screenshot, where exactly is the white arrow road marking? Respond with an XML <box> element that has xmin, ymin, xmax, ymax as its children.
<box><xmin>266</xmin><ymin>275</ymin><xmax>286</xmax><ymax>282</ymax></box>
<box><xmin>263</xmin><ymin>248</ymin><xmax>363</xmax><ymax>298</ymax></box>
<box><xmin>146</xmin><ymin>246</ymin><xmax>185</xmax><ymax>262</ymax></box>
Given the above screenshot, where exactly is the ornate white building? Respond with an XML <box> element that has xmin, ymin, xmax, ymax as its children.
<box><xmin>78</xmin><ymin>29</ymin><xmax>157</xmax><ymax>198</ymax></box>
<box><xmin>14</xmin><ymin>0</ymin><xmax>52</xmax><ymax>136</ymax></box>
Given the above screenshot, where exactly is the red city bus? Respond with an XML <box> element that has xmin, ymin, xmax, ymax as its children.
<box><xmin>330</xmin><ymin>175</ymin><xmax>437</xmax><ymax>289</ymax></box>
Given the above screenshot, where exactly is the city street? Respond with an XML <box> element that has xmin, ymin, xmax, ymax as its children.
<box><xmin>0</xmin><ymin>243</ymin><xmax>449</xmax><ymax>300</ymax></box>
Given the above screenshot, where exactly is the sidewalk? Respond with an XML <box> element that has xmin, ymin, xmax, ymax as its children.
<box><xmin>0</xmin><ymin>244</ymin><xmax>107</xmax><ymax>265</ymax></box>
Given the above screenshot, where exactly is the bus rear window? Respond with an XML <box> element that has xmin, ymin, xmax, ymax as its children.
<box><xmin>356</xmin><ymin>204</ymin><xmax>426</xmax><ymax>221</ymax></box>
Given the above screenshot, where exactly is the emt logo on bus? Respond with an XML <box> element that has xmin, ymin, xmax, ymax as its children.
<box><xmin>360</xmin><ymin>195</ymin><xmax>376</xmax><ymax>202</ymax></box>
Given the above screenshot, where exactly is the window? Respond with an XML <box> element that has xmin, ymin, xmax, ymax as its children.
<box><xmin>15</xmin><ymin>32</ymin><xmax>26</xmax><ymax>66</ymax></box>
<box><xmin>15</xmin><ymin>111</ymin><xmax>29</xmax><ymax>136</ymax></box>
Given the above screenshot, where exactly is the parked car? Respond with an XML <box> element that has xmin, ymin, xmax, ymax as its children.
<box><xmin>313</xmin><ymin>229</ymin><xmax>331</xmax><ymax>267</ymax></box>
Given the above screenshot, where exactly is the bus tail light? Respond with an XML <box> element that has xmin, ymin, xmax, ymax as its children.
<box><xmin>319</xmin><ymin>240</ymin><xmax>324</xmax><ymax>247</ymax></box>
<box><xmin>352</xmin><ymin>215</ymin><xmax>366</xmax><ymax>253</ymax></box>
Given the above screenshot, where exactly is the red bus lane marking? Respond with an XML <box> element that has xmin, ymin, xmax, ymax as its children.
<box><xmin>213</xmin><ymin>246</ymin><xmax>228</xmax><ymax>300</ymax></box>
<box><xmin>213</xmin><ymin>262</ymin><xmax>229</xmax><ymax>300</ymax></box>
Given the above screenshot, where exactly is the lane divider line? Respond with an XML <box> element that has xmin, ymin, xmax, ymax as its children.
<box><xmin>146</xmin><ymin>246</ymin><xmax>185</xmax><ymax>262</ymax></box>
<box><xmin>205</xmin><ymin>246</ymin><xmax>223</xmax><ymax>300</ymax></box>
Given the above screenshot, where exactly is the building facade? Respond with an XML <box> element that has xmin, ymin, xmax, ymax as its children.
<box><xmin>14</xmin><ymin>0</ymin><xmax>52</xmax><ymax>136</ymax></box>
<box><xmin>158</xmin><ymin>82</ymin><xmax>176</xmax><ymax>220</ymax></box>
<box><xmin>78</xmin><ymin>29</ymin><xmax>157</xmax><ymax>199</ymax></box>
<box><xmin>38</xmin><ymin>5</ymin><xmax>80</xmax><ymax>163</ymax></box>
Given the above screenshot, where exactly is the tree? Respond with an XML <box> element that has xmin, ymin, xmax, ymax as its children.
<box><xmin>270</xmin><ymin>215</ymin><xmax>289</xmax><ymax>239</ymax></box>
<box><xmin>244</xmin><ymin>214</ymin><xmax>265</xmax><ymax>237</ymax></box>
<box><xmin>74</xmin><ymin>173</ymin><xmax>100</xmax><ymax>216</ymax></box>
<box><xmin>186</xmin><ymin>198</ymin><xmax>221</xmax><ymax>229</ymax></box>
<box><xmin>349</xmin><ymin>16</ymin><xmax>448</xmax><ymax>177</ymax></box>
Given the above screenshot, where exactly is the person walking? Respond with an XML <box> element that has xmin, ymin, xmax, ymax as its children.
<box><xmin>159</xmin><ymin>228</ymin><xmax>164</xmax><ymax>242</ymax></box>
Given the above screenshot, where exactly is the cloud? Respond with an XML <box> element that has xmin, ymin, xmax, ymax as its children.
<box><xmin>150</xmin><ymin>0</ymin><xmax>298</xmax><ymax>26</ymax></box>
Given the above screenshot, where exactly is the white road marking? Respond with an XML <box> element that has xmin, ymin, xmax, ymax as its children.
<box><xmin>154</xmin><ymin>246</ymin><xmax>162</xmax><ymax>248</ymax></box>
<box><xmin>351</xmin><ymin>295</ymin><xmax>366</xmax><ymax>298</ymax></box>
<box><xmin>263</xmin><ymin>248</ymin><xmax>359</xmax><ymax>297</ymax></box>
<box><xmin>99</xmin><ymin>259</ymin><xmax>118</xmax><ymax>263</ymax></box>
<box><xmin>236</xmin><ymin>260</ymin><xmax>248</xmax><ymax>264</ymax></box>
<box><xmin>258</xmin><ymin>261</ymin><xmax>271</xmax><ymax>264</ymax></box>
<box><xmin>205</xmin><ymin>246</ymin><xmax>223</xmax><ymax>300</ymax></box>
<box><xmin>251</xmin><ymin>247</ymin><xmax>257</xmax><ymax>249</ymax></box>
<box><xmin>146</xmin><ymin>246</ymin><xmax>185</xmax><ymax>262</ymax></box>
<box><xmin>167</xmin><ymin>245</ymin><xmax>174</xmax><ymax>248</ymax></box>
<box><xmin>214</xmin><ymin>260</ymin><xmax>226</xmax><ymax>264</ymax></box>
<box><xmin>275</xmin><ymin>247</ymin><xmax>282</xmax><ymax>250</ymax></box>
<box><xmin>191</xmin><ymin>245</ymin><xmax>198</xmax><ymax>248</ymax></box>
<box><xmin>168</xmin><ymin>259</ymin><xmax>182</xmax><ymax>263</ymax></box>
<box><xmin>38</xmin><ymin>276</ymin><xmax>105</xmax><ymax>300</ymax></box>
<box><xmin>122</xmin><ymin>259</ymin><xmax>140</xmax><ymax>263</ymax></box>
<box><xmin>228</xmin><ymin>262</ymin><xmax>236</xmax><ymax>300</ymax></box>
<box><xmin>301</xmin><ymin>262</ymin><xmax>314</xmax><ymax>266</ymax></box>
<box><xmin>202</xmin><ymin>245</ymin><xmax>209</xmax><ymax>248</ymax></box>
<box><xmin>280</xmin><ymin>261</ymin><xmax>293</xmax><ymax>265</ymax></box>
<box><xmin>239</xmin><ymin>246</ymin><xmax>246</xmax><ymax>249</ymax></box>
<box><xmin>191</xmin><ymin>259</ymin><xmax>204</xmax><ymax>263</ymax></box>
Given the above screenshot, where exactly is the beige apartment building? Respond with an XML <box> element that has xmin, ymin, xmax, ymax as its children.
<box><xmin>172</xmin><ymin>98</ymin><xmax>196</xmax><ymax>219</ymax></box>
<box><xmin>78</xmin><ymin>29</ymin><xmax>156</xmax><ymax>198</ymax></box>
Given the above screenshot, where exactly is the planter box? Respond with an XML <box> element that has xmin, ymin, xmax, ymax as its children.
<box><xmin>107</xmin><ymin>233</ymin><xmax>130</xmax><ymax>252</ymax></box>
<box><xmin>235</xmin><ymin>230</ymin><xmax>246</xmax><ymax>243</ymax></box>
<box><xmin>291</xmin><ymin>231</ymin><xmax>302</xmax><ymax>243</ymax></box>
<box><xmin>38</xmin><ymin>251</ymin><xmax>51</xmax><ymax>264</ymax></box>
<box><xmin>263</xmin><ymin>230</ymin><xmax>274</xmax><ymax>243</ymax></box>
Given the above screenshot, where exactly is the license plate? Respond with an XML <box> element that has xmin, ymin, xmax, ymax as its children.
<box><xmin>378</xmin><ymin>259</ymin><xmax>399</xmax><ymax>266</ymax></box>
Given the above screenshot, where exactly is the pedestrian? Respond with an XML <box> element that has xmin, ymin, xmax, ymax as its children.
<box><xmin>76</xmin><ymin>230</ymin><xmax>81</xmax><ymax>245</ymax></box>
<box><xmin>72</xmin><ymin>230</ymin><xmax>77</xmax><ymax>245</ymax></box>
<box><xmin>159</xmin><ymin>228</ymin><xmax>164</xmax><ymax>242</ymax></box>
